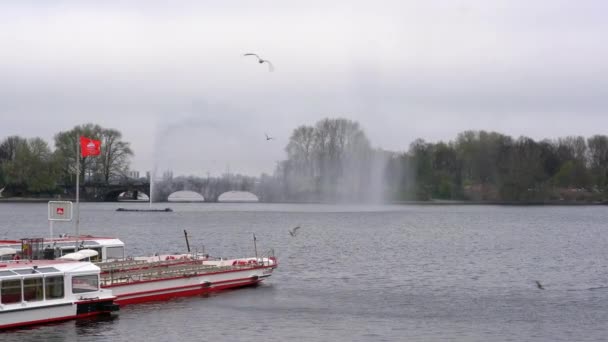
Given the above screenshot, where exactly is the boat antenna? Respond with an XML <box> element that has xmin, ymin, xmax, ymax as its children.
<box><xmin>253</xmin><ymin>233</ymin><xmax>258</xmax><ymax>260</ymax></box>
<box><xmin>184</xmin><ymin>229</ymin><xmax>191</xmax><ymax>253</ymax></box>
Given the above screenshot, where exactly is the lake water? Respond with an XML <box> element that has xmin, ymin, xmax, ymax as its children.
<box><xmin>1</xmin><ymin>203</ymin><xmax>607</xmax><ymax>341</ymax></box>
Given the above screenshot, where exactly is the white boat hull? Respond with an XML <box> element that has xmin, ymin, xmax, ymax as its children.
<box><xmin>0</xmin><ymin>297</ymin><xmax>116</xmax><ymax>329</ymax></box>
<box><xmin>103</xmin><ymin>264</ymin><xmax>275</xmax><ymax>305</ymax></box>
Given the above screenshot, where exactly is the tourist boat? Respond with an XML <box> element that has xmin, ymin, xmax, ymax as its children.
<box><xmin>0</xmin><ymin>236</ymin><xmax>278</xmax><ymax>306</ymax></box>
<box><xmin>0</xmin><ymin>236</ymin><xmax>126</xmax><ymax>262</ymax></box>
<box><xmin>0</xmin><ymin>259</ymin><xmax>119</xmax><ymax>330</ymax></box>
<box><xmin>97</xmin><ymin>253</ymin><xmax>277</xmax><ymax>305</ymax></box>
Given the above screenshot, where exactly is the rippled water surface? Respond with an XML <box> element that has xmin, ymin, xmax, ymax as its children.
<box><xmin>1</xmin><ymin>203</ymin><xmax>607</xmax><ymax>341</ymax></box>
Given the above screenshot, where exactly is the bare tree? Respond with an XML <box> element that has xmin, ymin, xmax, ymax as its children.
<box><xmin>285</xmin><ymin>125</ymin><xmax>316</xmax><ymax>195</ymax></box>
<box><xmin>54</xmin><ymin>124</ymin><xmax>133</xmax><ymax>185</ymax></box>
<box><xmin>98</xmin><ymin>129</ymin><xmax>133</xmax><ymax>183</ymax></box>
<box><xmin>282</xmin><ymin>118</ymin><xmax>373</xmax><ymax>202</ymax></box>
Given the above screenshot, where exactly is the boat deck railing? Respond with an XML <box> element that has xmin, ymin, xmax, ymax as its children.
<box><xmin>97</xmin><ymin>258</ymin><xmax>198</xmax><ymax>272</ymax></box>
<box><xmin>97</xmin><ymin>248</ymin><xmax>277</xmax><ymax>286</ymax></box>
<box><xmin>99</xmin><ymin>261</ymin><xmax>265</xmax><ymax>286</ymax></box>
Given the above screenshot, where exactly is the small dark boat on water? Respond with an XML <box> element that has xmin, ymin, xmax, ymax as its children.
<box><xmin>116</xmin><ymin>208</ymin><xmax>173</xmax><ymax>212</ymax></box>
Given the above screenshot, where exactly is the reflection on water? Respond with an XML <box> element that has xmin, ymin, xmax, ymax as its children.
<box><xmin>1</xmin><ymin>203</ymin><xmax>607</xmax><ymax>342</ymax></box>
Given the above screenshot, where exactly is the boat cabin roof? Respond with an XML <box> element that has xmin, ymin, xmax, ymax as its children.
<box><xmin>0</xmin><ymin>236</ymin><xmax>124</xmax><ymax>248</ymax></box>
<box><xmin>58</xmin><ymin>249</ymin><xmax>99</xmax><ymax>261</ymax></box>
<box><xmin>0</xmin><ymin>260</ymin><xmax>99</xmax><ymax>279</ymax></box>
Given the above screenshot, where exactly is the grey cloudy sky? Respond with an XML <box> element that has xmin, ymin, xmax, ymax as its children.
<box><xmin>1</xmin><ymin>0</ymin><xmax>607</xmax><ymax>176</ymax></box>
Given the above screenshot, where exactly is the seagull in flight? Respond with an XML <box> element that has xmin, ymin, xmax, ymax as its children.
<box><xmin>288</xmin><ymin>226</ymin><xmax>301</xmax><ymax>237</ymax></box>
<box><xmin>244</xmin><ymin>53</ymin><xmax>274</xmax><ymax>72</ymax></box>
<box><xmin>265</xmin><ymin>133</ymin><xmax>274</xmax><ymax>141</ymax></box>
<box><xmin>535</xmin><ymin>281</ymin><xmax>544</xmax><ymax>290</ymax></box>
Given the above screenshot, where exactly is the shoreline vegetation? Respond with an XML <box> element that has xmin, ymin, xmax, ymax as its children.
<box><xmin>2</xmin><ymin>120</ymin><xmax>608</xmax><ymax>204</ymax></box>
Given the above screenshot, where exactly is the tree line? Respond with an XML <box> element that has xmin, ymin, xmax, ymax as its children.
<box><xmin>2</xmin><ymin>119</ymin><xmax>607</xmax><ymax>203</ymax></box>
<box><xmin>389</xmin><ymin>131</ymin><xmax>608</xmax><ymax>202</ymax></box>
<box><xmin>0</xmin><ymin>124</ymin><xmax>133</xmax><ymax>197</ymax></box>
<box><xmin>261</xmin><ymin>119</ymin><xmax>608</xmax><ymax>203</ymax></box>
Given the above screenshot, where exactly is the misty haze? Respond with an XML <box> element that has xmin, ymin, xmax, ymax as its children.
<box><xmin>1</xmin><ymin>1</ymin><xmax>607</xmax><ymax>341</ymax></box>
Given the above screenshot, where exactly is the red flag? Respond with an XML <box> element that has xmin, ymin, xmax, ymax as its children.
<box><xmin>80</xmin><ymin>136</ymin><xmax>101</xmax><ymax>157</ymax></box>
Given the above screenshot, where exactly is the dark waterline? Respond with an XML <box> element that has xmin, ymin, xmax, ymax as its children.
<box><xmin>1</xmin><ymin>203</ymin><xmax>607</xmax><ymax>342</ymax></box>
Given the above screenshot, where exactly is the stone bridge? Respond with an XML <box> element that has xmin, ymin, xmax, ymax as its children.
<box><xmin>153</xmin><ymin>177</ymin><xmax>261</xmax><ymax>202</ymax></box>
<box><xmin>82</xmin><ymin>181</ymin><xmax>151</xmax><ymax>202</ymax></box>
<box><xmin>79</xmin><ymin>176</ymin><xmax>262</xmax><ymax>202</ymax></box>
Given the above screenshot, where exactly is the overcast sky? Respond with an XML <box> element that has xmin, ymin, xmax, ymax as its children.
<box><xmin>1</xmin><ymin>0</ymin><xmax>607</xmax><ymax>177</ymax></box>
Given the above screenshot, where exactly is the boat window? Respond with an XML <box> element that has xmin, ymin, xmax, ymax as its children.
<box><xmin>1</xmin><ymin>279</ymin><xmax>22</xmax><ymax>304</ymax></box>
<box><xmin>0</xmin><ymin>270</ymin><xmax>17</xmax><ymax>277</ymax></box>
<box><xmin>37</xmin><ymin>267</ymin><xmax>60</xmax><ymax>274</ymax></box>
<box><xmin>89</xmin><ymin>248</ymin><xmax>102</xmax><ymax>262</ymax></box>
<box><xmin>23</xmin><ymin>277</ymin><xmax>43</xmax><ymax>302</ymax></box>
<box><xmin>106</xmin><ymin>246</ymin><xmax>124</xmax><ymax>260</ymax></box>
<box><xmin>45</xmin><ymin>276</ymin><xmax>64</xmax><ymax>299</ymax></box>
<box><xmin>61</xmin><ymin>248</ymin><xmax>75</xmax><ymax>256</ymax></box>
<box><xmin>72</xmin><ymin>275</ymin><xmax>99</xmax><ymax>293</ymax></box>
<box><xmin>14</xmin><ymin>269</ymin><xmax>38</xmax><ymax>275</ymax></box>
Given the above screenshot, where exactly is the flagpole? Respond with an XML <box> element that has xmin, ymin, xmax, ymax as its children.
<box><xmin>253</xmin><ymin>233</ymin><xmax>258</xmax><ymax>260</ymax></box>
<box><xmin>75</xmin><ymin>137</ymin><xmax>80</xmax><ymax>250</ymax></box>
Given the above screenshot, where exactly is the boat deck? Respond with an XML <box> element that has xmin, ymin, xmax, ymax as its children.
<box><xmin>98</xmin><ymin>258</ymin><xmax>194</xmax><ymax>272</ymax></box>
<box><xmin>98</xmin><ymin>259</ymin><xmax>269</xmax><ymax>286</ymax></box>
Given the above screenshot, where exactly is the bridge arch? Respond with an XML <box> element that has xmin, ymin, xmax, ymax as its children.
<box><xmin>92</xmin><ymin>179</ymin><xmax>263</xmax><ymax>202</ymax></box>
<box><xmin>89</xmin><ymin>182</ymin><xmax>150</xmax><ymax>202</ymax></box>
<box><xmin>117</xmin><ymin>191</ymin><xmax>149</xmax><ymax>201</ymax></box>
<box><xmin>168</xmin><ymin>190</ymin><xmax>205</xmax><ymax>202</ymax></box>
<box><xmin>217</xmin><ymin>191</ymin><xmax>259</xmax><ymax>202</ymax></box>
<box><xmin>103</xmin><ymin>188</ymin><xmax>150</xmax><ymax>201</ymax></box>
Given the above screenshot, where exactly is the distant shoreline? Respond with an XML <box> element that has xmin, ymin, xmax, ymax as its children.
<box><xmin>0</xmin><ymin>197</ymin><xmax>606</xmax><ymax>206</ymax></box>
<box><xmin>390</xmin><ymin>200</ymin><xmax>608</xmax><ymax>206</ymax></box>
<box><xmin>0</xmin><ymin>197</ymin><xmax>63</xmax><ymax>203</ymax></box>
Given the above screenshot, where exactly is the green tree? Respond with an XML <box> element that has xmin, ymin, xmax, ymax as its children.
<box><xmin>24</xmin><ymin>138</ymin><xmax>60</xmax><ymax>193</ymax></box>
<box><xmin>432</xmin><ymin>142</ymin><xmax>462</xmax><ymax>199</ymax></box>
<box><xmin>554</xmin><ymin>161</ymin><xmax>577</xmax><ymax>187</ymax></box>
<box><xmin>1</xmin><ymin>137</ymin><xmax>59</xmax><ymax>194</ymax></box>
<box><xmin>499</xmin><ymin>137</ymin><xmax>545</xmax><ymax>200</ymax></box>
<box><xmin>1</xmin><ymin>137</ymin><xmax>29</xmax><ymax>192</ymax></box>
<box><xmin>409</xmin><ymin>139</ymin><xmax>434</xmax><ymax>200</ymax></box>
<box><xmin>587</xmin><ymin>135</ymin><xmax>608</xmax><ymax>192</ymax></box>
<box><xmin>552</xmin><ymin>136</ymin><xmax>590</xmax><ymax>188</ymax></box>
<box><xmin>0</xmin><ymin>136</ymin><xmax>27</xmax><ymax>187</ymax></box>
<box><xmin>537</xmin><ymin>140</ymin><xmax>561</xmax><ymax>180</ymax></box>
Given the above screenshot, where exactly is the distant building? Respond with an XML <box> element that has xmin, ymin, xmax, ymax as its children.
<box><xmin>127</xmin><ymin>170</ymin><xmax>140</xmax><ymax>179</ymax></box>
<box><xmin>162</xmin><ymin>170</ymin><xmax>173</xmax><ymax>181</ymax></box>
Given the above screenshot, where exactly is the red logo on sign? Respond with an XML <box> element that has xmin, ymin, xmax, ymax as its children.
<box><xmin>56</xmin><ymin>208</ymin><xmax>64</xmax><ymax>215</ymax></box>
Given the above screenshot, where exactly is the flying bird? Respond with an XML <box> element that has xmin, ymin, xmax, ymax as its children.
<box><xmin>535</xmin><ymin>281</ymin><xmax>544</xmax><ymax>290</ymax></box>
<box><xmin>265</xmin><ymin>133</ymin><xmax>274</xmax><ymax>141</ymax></box>
<box><xmin>244</xmin><ymin>53</ymin><xmax>274</xmax><ymax>72</ymax></box>
<box><xmin>288</xmin><ymin>226</ymin><xmax>301</xmax><ymax>237</ymax></box>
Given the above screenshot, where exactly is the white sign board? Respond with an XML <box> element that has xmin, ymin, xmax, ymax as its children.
<box><xmin>48</xmin><ymin>201</ymin><xmax>73</xmax><ymax>221</ymax></box>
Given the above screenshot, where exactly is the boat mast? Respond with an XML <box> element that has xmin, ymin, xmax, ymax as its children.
<box><xmin>184</xmin><ymin>229</ymin><xmax>191</xmax><ymax>253</ymax></box>
<box><xmin>253</xmin><ymin>233</ymin><xmax>258</xmax><ymax>259</ymax></box>
<box><xmin>75</xmin><ymin>137</ymin><xmax>80</xmax><ymax>250</ymax></box>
